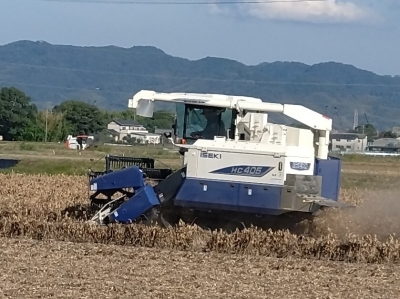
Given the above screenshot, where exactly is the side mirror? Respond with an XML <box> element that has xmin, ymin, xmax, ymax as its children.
<box><xmin>164</xmin><ymin>132</ymin><xmax>172</xmax><ymax>139</ymax></box>
<box><xmin>136</xmin><ymin>99</ymin><xmax>154</xmax><ymax>117</ymax></box>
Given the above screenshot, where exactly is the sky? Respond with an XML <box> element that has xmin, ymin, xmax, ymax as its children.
<box><xmin>0</xmin><ymin>0</ymin><xmax>399</xmax><ymax>76</ymax></box>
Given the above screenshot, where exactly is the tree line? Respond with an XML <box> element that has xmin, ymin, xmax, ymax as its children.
<box><xmin>1</xmin><ymin>86</ymin><xmax>395</xmax><ymax>143</ymax></box>
<box><xmin>0</xmin><ymin>87</ymin><xmax>175</xmax><ymax>142</ymax></box>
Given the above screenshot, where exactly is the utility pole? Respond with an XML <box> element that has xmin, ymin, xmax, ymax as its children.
<box><xmin>154</xmin><ymin>125</ymin><xmax>157</xmax><ymax>147</ymax></box>
<box><xmin>45</xmin><ymin>108</ymin><xmax>48</xmax><ymax>143</ymax></box>
<box><xmin>353</xmin><ymin>109</ymin><xmax>358</xmax><ymax>130</ymax></box>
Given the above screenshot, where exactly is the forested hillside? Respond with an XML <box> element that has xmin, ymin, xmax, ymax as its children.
<box><xmin>0</xmin><ymin>40</ymin><xmax>399</xmax><ymax>130</ymax></box>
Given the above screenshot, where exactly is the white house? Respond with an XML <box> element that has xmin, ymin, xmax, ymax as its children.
<box><xmin>107</xmin><ymin>119</ymin><xmax>148</xmax><ymax>142</ymax></box>
<box><xmin>106</xmin><ymin>119</ymin><xmax>165</xmax><ymax>144</ymax></box>
<box><xmin>329</xmin><ymin>133</ymin><xmax>368</xmax><ymax>153</ymax></box>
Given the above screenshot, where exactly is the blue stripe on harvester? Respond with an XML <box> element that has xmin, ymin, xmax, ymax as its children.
<box><xmin>210</xmin><ymin>165</ymin><xmax>274</xmax><ymax>178</ymax></box>
<box><xmin>175</xmin><ymin>179</ymin><xmax>284</xmax><ymax>215</ymax></box>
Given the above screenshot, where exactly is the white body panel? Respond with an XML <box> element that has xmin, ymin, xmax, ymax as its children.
<box><xmin>183</xmin><ymin>139</ymin><xmax>315</xmax><ymax>185</ymax></box>
<box><xmin>285</xmin><ymin>126</ymin><xmax>314</xmax><ymax>147</ymax></box>
<box><xmin>129</xmin><ymin>90</ymin><xmax>332</xmax><ymax>131</ymax></box>
<box><xmin>283</xmin><ymin>105</ymin><xmax>331</xmax><ymax>131</ymax></box>
<box><xmin>128</xmin><ymin>90</ymin><xmax>333</xmax><ymax>160</ymax></box>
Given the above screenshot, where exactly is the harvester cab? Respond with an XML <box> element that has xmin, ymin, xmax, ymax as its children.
<box><xmin>88</xmin><ymin>90</ymin><xmax>349</xmax><ymax>230</ymax></box>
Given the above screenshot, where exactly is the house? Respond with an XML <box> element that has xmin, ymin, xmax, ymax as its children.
<box><xmin>367</xmin><ymin>138</ymin><xmax>400</xmax><ymax>153</ymax></box>
<box><xmin>107</xmin><ymin>119</ymin><xmax>148</xmax><ymax>142</ymax></box>
<box><xmin>154</xmin><ymin>128</ymin><xmax>173</xmax><ymax>135</ymax></box>
<box><xmin>329</xmin><ymin>133</ymin><xmax>368</xmax><ymax>153</ymax></box>
<box><xmin>106</xmin><ymin>119</ymin><xmax>166</xmax><ymax>144</ymax></box>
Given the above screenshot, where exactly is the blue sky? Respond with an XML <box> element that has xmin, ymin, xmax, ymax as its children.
<box><xmin>0</xmin><ymin>0</ymin><xmax>399</xmax><ymax>75</ymax></box>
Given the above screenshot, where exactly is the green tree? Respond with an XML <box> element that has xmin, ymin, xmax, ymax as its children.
<box><xmin>35</xmin><ymin>109</ymin><xmax>70</xmax><ymax>142</ymax></box>
<box><xmin>379</xmin><ymin>131</ymin><xmax>397</xmax><ymax>138</ymax></box>
<box><xmin>0</xmin><ymin>87</ymin><xmax>39</xmax><ymax>141</ymax></box>
<box><xmin>352</xmin><ymin>124</ymin><xmax>377</xmax><ymax>142</ymax></box>
<box><xmin>52</xmin><ymin>100</ymin><xmax>105</xmax><ymax>136</ymax></box>
<box><xmin>136</xmin><ymin>110</ymin><xmax>175</xmax><ymax>132</ymax></box>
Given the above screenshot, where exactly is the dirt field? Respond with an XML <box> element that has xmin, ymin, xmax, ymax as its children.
<box><xmin>1</xmin><ymin>238</ymin><xmax>400</xmax><ymax>299</ymax></box>
<box><xmin>2</xmin><ymin>159</ymin><xmax>400</xmax><ymax>298</ymax></box>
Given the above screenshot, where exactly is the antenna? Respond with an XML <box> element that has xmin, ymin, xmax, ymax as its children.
<box><xmin>333</xmin><ymin>107</ymin><xmax>343</xmax><ymax>130</ymax></box>
<box><xmin>353</xmin><ymin>109</ymin><xmax>358</xmax><ymax>130</ymax></box>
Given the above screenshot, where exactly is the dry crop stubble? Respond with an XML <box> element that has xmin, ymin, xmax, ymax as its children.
<box><xmin>2</xmin><ymin>173</ymin><xmax>400</xmax><ymax>263</ymax></box>
<box><xmin>2</xmin><ymin>238</ymin><xmax>400</xmax><ymax>299</ymax></box>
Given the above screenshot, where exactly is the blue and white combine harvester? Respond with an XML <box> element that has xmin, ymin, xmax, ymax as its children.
<box><xmin>87</xmin><ymin>90</ymin><xmax>349</xmax><ymax>230</ymax></box>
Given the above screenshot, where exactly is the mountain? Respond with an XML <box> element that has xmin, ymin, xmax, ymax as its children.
<box><xmin>0</xmin><ymin>40</ymin><xmax>399</xmax><ymax>131</ymax></box>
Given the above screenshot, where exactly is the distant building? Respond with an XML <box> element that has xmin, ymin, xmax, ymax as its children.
<box><xmin>128</xmin><ymin>132</ymin><xmax>161</xmax><ymax>145</ymax></box>
<box><xmin>154</xmin><ymin>128</ymin><xmax>173</xmax><ymax>135</ymax></box>
<box><xmin>106</xmin><ymin>119</ymin><xmax>165</xmax><ymax>144</ymax></box>
<box><xmin>367</xmin><ymin>138</ymin><xmax>400</xmax><ymax>153</ymax></box>
<box><xmin>329</xmin><ymin>133</ymin><xmax>368</xmax><ymax>153</ymax></box>
<box><xmin>107</xmin><ymin>119</ymin><xmax>148</xmax><ymax>142</ymax></box>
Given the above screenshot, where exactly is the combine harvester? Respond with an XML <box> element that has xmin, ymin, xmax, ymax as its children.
<box><xmin>87</xmin><ymin>90</ymin><xmax>349</xmax><ymax>230</ymax></box>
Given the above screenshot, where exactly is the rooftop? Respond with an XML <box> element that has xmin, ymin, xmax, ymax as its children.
<box><xmin>129</xmin><ymin>132</ymin><xmax>160</xmax><ymax>137</ymax></box>
<box><xmin>107</xmin><ymin>129</ymin><xmax>119</xmax><ymax>136</ymax></box>
<box><xmin>330</xmin><ymin>132</ymin><xmax>366</xmax><ymax>140</ymax></box>
<box><xmin>369</xmin><ymin>138</ymin><xmax>400</xmax><ymax>148</ymax></box>
<box><xmin>155</xmin><ymin>128</ymin><xmax>173</xmax><ymax>134</ymax></box>
<box><xmin>112</xmin><ymin>119</ymin><xmax>142</xmax><ymax>126</ymax></box>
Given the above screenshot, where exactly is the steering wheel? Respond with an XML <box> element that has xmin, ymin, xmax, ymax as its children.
<box><xmin>190</xmin><ymin>131</ymin><xmax>204</xmax><ymax>139</ymax></box>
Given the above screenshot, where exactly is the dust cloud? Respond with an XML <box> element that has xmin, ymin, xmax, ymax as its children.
<box><xmin>313</xmin><ymin>189</ymin><xmax>400</xmax><ymax>240</ymax></box>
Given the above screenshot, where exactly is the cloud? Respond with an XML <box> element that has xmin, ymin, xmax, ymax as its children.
<box><xmin>208</xmin><ymin>3</ymin><xmax>232</xmax><ymax>15</ymax></box>
<box><xmin>211</xmin><ymin>0</ymin><xmax>378</xmax><ymax>24</ymax></box>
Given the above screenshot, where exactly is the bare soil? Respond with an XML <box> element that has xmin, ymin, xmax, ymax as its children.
<box><xmin>1</xmin><ymin>238</ymin><xmax>400</xmax><ymax>299</ymax></box>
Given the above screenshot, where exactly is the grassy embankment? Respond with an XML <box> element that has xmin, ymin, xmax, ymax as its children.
<box><xmin>1</xmin><ymin>140</ymin><xmax>400</xmax><ymax>190</ymax></box>
<box><xmin>0</xmin><ymin>141</ymin><xmax>181</xmax><ymax>175</ymax></box>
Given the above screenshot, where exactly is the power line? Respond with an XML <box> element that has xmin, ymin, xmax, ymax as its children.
<box><xmin>23</xmin><ymin>0</ymin><xmax>328</xmax><ymax>5</ymax></box>
<box><xmin>0</xmin><ymin>80</ymin><xmax>175</xmax><ymax>113</ymax></box>
<box><xmin>0</xmin><ymin>80</ymin><xmax>128</xmax><ymax>94</ymax></box>
<box><xmin>1</xmin><ymin>60</ymin><xmax>400</xmax><ymax>87</ymax></box>
<box><xmin>0</xmin><ymin>79</ymin><xmax>398</xmax><ymax>122</ymax></box>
